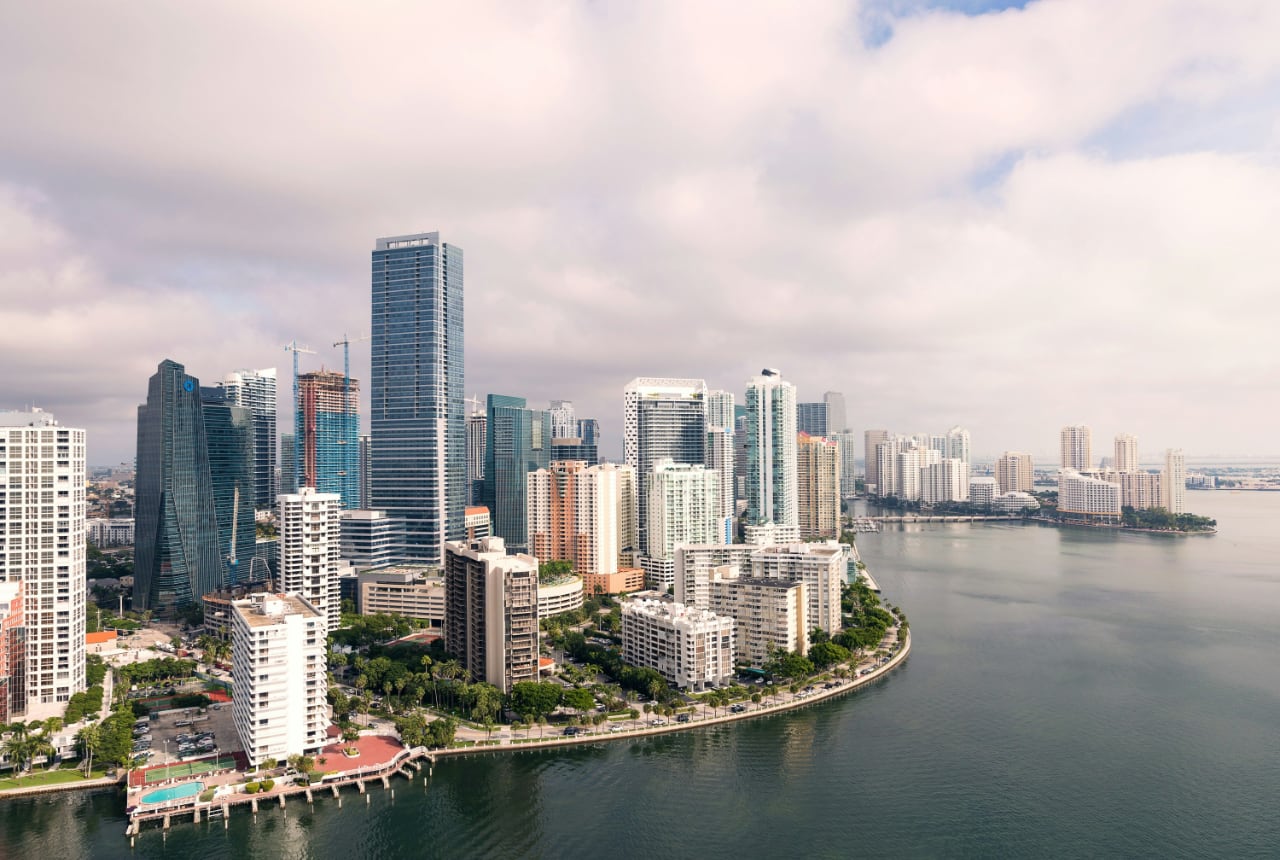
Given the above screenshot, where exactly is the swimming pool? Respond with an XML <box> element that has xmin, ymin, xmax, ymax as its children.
<box><xmin>140</xmin><ymin>781</ymin><xmax>204</xmax><ymax>804</ymax></box>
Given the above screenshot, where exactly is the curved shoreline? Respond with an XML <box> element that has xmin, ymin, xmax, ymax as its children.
<box><xmin>429</xmin><ymin>627</ymin><xmax>912</xmax><ymax>760</ymax></box>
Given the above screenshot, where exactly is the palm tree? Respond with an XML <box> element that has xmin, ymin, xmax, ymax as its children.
<box><xmin>30</xmin><ymin>734</ymin><xmax>55</xmax><ymax>773</ymax></box>
<box><xmin>76</xmin><ymin>722</ymin><xmax>100</xmax><ymax>777</ymax></box>
<box><xmin>3</xmin><ymin>725</ymin><xmax>31</xmax><ymax>779</ymax></box>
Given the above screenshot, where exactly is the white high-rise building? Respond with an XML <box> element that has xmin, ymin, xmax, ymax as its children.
<box><xmin>1060</xmin><ymin>425</ymin><xmax>1093</xmax><ymax>471</ymax></box>
<box><xmin>705</xmin><ymin>390</ymin><xmax>736</xmax><ymax>544</ymax></box>
<box><xmin>1058</xmin><ymin>470</ymin><xmax>1121</xmax><ymax>519</ymax></box>
<box><xmin>623</xmin><ymin>377</ymin><xmax>707</xmax><ymax>557</ymax></box>
<box><xmin>642</xmin><ymin>460</ymin><xmax>721</xmax><ymax>589</ymax></box>
<box><xmin>0</xmin><ymin>409</ymin><xmax>86</xmax><ymax>720</ymax></box>
<box><xmin>621</xmin><ymin>599</ymin><xmax>735</xmax><ymax>691</ymax></box>
<box><xmin>279</xmin><ymin>488</ymin><xmax>342</xmax><ymax>633</ymax></box>
<box><xmin>833</xmin><ymin>430</ymin><xmax>859</xmax><ymax>499</ymax></box>
<box><xmin>527</xmin><ymin>461</ymin><xmax>636</xmax><ymax>582</ymax></box>
<box><xmin>873</xmin><ymin>435</ymin><xmax>900</xmax><ymax>498</ymax></box>
<box><xmin>946</xmin><ymin>426</ymin><xmax>971</xmax><ymax>466</ymax></box>
<box><xmin>995</xmin><ymin>452</ymin><xmax>1035</xmax><ymax>494</ymax></box>
<box><xmin>922</xmin><ymin>458</ymin><xmax>969</xmax><ymax>504</ymax></box>
<box><xmin>895</xmin><ymin>446</ymin><xmax>926</xmax><ymax>502</ymax></box>
<box><xmin>864</xmin><ymin>430</ymin><xmax>890</xmax><ymax>495</ymax></box>
<box><xmin>466</xmin><ymin>409</ymin><xmax>487</xmax><ymax>507</ymax></box>
<box><xmin>1114</xmin><ymin>434</ymin><xmax>1138</xmax><ymax>473</ymax></box>
<box><xmin>548</xmin><ymin>400</ymin><xmax>576</xmax><ymax>439</ymax></box>
<box><xmin>222</xmin><ymin>368</ymin><xmax>278</xmax><ymax>509</ymax></box>
<box><xmin>1162</xmin><ymin>449</ymin><xmax>1186</xmax><ymax>514</ymax></box>
<box><xmin>231</xmin><ymin>593</ymin><xmax>327</xmax><ymax>767</ymax></box>
<box><xmin>674</xmin><ymin>543</ymin><xmax>758</xmax><ymax>609</ymax></box>
<box><xmin>969</xmin><ymin>477</ymin><xmax>1000</xmax><ymax>508</ymax></box>
<box><xmin>744</xmin><ymin>369</ymin><xmax>798</xmax><ymax>527</ymax></box>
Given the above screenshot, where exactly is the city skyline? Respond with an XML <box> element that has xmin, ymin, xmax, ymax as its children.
<box><xmin>3</xmin><ymin>2</ymin><xmax>1279</xmax><ymax>462</ymax></box>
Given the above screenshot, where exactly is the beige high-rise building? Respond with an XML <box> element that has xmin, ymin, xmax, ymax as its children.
<box><xmin>797</xmin><ymin>433</ymin><xmax>840</xmax><ymax>539</ymax></box>
<box><xmin>1117</xmin><ymin>471</ymin><xmax>1162</xmax><ymax>510</ymax></box>
<box><xmin>527</xmin><ymin>462</ymin><xmax>637</xmax><ymax>585</ymax></box>
<box><xmin>443</xmin><ymin>537</ymin><xmax>539</xmax><ymax>693</ymax></box>
<box><xmin>1060</xmin><ymin>425</ymin><xmax>1093</xmax><ymax>471</ymax></box>
<box><xmin>1162</xmin><ymin>449</ymin><xmax>1186</xmax><ymax>514</ymax></box>
<box><xmin>621</xmin><ymin>599</ymin><xmax>735</xmax><ymax>691</ymax></box>
<box><xmin>1114</xmin><ymin>434</ymin><xmax>1139</xmax><ymax>473</ymax></box>
<box><xmin>995</xmin><ymin>452</ymin><xmax>1035</xmax><ymax>494</ymax></box>
<box><xmin>279</xmin><ymin>487</ymin><xmax>343</xmax><ymax>634</ymax></box>
<box><xmin>707</xmin><ymin>566</ymin><xmax>808</xmax><ymax>669</ymax></box>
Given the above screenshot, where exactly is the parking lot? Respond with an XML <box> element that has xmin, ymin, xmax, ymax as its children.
<box><xmin>132</xmin><ymin>696</ymin><xmax>241</xmax><ymax>766</ymax></box>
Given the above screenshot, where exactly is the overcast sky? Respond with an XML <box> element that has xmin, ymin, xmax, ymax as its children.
<box><xmin>3</xmin><ymin>0</ymin><xmax>1278</xmax><ymax>465</ymax></box>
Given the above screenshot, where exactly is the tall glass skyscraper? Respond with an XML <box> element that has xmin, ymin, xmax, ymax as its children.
<box><xmin>200</xmin><ymin>387</ymin><xmax>256</xmax><ymax>587</ymax></box>
<box><xmin>222</xmin><ymin>368</ymin><xmax>277</xmax><ymax>508</ymax></box>
<box><xmin>482</xmin><ymin>395</ymin><xmax>551</xmax><ymax>553</ymax></box>
<box><xmin>371</xmin><ymin>232</ymin><xmax>465</xmax><ymax>564</ymax></box>
<box><xmin>796</xmin><ymin>402</ymin><xmax>828</xmax><ymax>437</ymax></box>
<box><xmin>135</xmin><ymin>359</ymin><xmax>223</xmax><ymax>614</ymax></box>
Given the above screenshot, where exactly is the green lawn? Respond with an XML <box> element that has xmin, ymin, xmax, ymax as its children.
<box><xmin>0</xmin><ymin>766</ymin><xmax>111</xmax><ymax>791</ymax></box>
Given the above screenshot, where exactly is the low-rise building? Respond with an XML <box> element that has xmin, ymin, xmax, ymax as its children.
<box><xmin>621</xmin><ymin>599</ymin><xmax>735</xmax><ymax>691</ymax></box>
<box><xmin>340</xmin><ymin>509</ymin><xmax>405</xmax><ymax>569</ymax></box>
<box><xmin>706</xmin><ymin>567</ymin><xmax>807</xmax><ymax>669</ymax></box>
<box><xmin>230</xmin><ymin>593</ymin><xmax>327</xmax><ymax>768</ymax></box>
<box><xmin>0</xmin><ymin>581</ymin><xmax>24</xmax><ymax>722</ymax></box>
<box><xmin>537</xmin><ymin>573</ymin><xmax>584</xmax><ymax>619</ymax></box>
<box><xmin>358</xmin><ymin>566</ymin><xmax>445</xmax><ymax>630</ymax></box>
<box><xmin>969</xmin><ymin>477</ymin><xmax>1000</xmax><ymax>509</ymax></box>
<box><xmin>581</xmin><ymin>568</ymin><xmax>645</xmax><ymax>597</ymax></box>
<box><xmin>993</xmin><ymin>492</ymin><xmax>1040</xmax><ymax>513</ymax></box>
<box><xmin>86</xmin><ymin>518</ymin><xmax>135</xmax><ymax>547</ymax></box>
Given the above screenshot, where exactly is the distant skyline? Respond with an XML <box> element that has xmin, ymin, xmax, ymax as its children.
<box><xmin>2</xmin><ymin>0</ymin><xmax>1278</xmax><ymax>464</ymax></box>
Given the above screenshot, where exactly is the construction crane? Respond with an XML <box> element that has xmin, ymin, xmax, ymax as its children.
<box><xmin>465</xmin><ymin>394</ymin><xmax>484</xmax><ymax>417</ymax></box>
<box><xmin>333</xmin><ymin>334</ymin><xmax>370</xmax><ymax>506</ymax></box>
<box><xmin>283</xmin><ymin>340</ymin><xmax>316</xmax><ymax>491</ymax></box>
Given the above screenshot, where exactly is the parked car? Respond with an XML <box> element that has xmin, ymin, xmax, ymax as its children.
<box><xmin>676</xmin><ymin>713</ymin><xmax>691</xmax><ymax>723</ymax></box>
<box><xmin>563</xmin><ymin>726</ymin><xmax>580</xmax><ymax>736</ymax></box>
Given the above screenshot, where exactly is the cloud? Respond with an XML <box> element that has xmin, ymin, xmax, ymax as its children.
<box><xmin>0</xmin><ymin>0</ymin><xmax>1278</xmax><ymax>463</ymax></box>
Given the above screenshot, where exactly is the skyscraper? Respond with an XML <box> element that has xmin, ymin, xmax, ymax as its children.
<box><xmin>371</xmin><ymin>232</ymin><xmax>465</xmax><ymax>564</ymax></box>
<box><xmin>705</xmin><ymin>390</ymin><xmax>736</xmax><ymax>543</ymax></box>
<box><xmin>1162</xmin><ymin>448</ymin><xmax>1186</xmax><ymax>513</ymax></box>
<box><xmin>548</xmin><ymin>400</ymin><xmax>575</xmax><ymax>439</ymax></box>
<box><xmin>444</xmin><ymin>537</ymin><xmax>539</xmax><ymax>693</ymax></box>
<box><xmin>1114</xmin><ymin>434</ymin><xmax>1138</xmax><ymax>473</ymax></box>
<box><xmin>623</xmin><ymin>378</ymin><xmax>707</xmax><ymax>554</ymax></box>
<box><xmin>296</xmin><ymin>370</ymin><xmax>359</xmax><ymax>508</ymax></box>
<box><xmin>575</xmin><ymin>418</ymin><xmax>600</xmax><ymax>447</ymax></box>
<box><xmin>135</xmin><ymin>359</ymin><xmax>223</xmax><ymax>615</ymax></box>
<box><xmin>744</xmin><ymin>369</ymin><xmax>798</xmax><ymax>527</ymax></box>
<box><xmin>466</xmin><ymin>408</ymin><xmax>487</xmax><ymax>507</ymax></box>
<box><xmin>483</xmin><ymin>395</ymin><xmax>551</xmax><ymax>553</ymax></box>
<box><xmin>823</xmin><ymin>391</ymin><xmax>847</xmax><ymax>434</ymax></box>
<box><xmin>797</xmin><ymin>433</ymin><xmax>840</xmax><ymax>539</ymax></box>
<box><xmin>833</xmin><ymin>430</ymin><xmax>859</xmax><ymax>498</ymax></box>
<box><xmin>358</xmin><ymin>433</ymin><xmax>371</xmax><ymax>509</ymax></box>
<box><xmin>222</xmin><ymin>368</ymin><xmax>277</xmax><ymax>508</ymax></box>
<box><xmin>796</xmin><ymin>402</ymin><xmax>828</xmax><ymax>437</ymax></box>
<box><xmin>946</xmin><ymin>426</ymin><xmax>971</xmax><ymax>466</ymax></box>
<box><xmin>1060</xmin><ymin>425</ymin><xmax>1093</xmax><ymax>471</ymax></box>
<box><xmin>864</xmin><ymin>430</ymin><xmax>889</xmax><ymax>495</ymax></box>
<box><xmin>0</xmin><ymin>409</ymin><xmax>86</xmax><ymax>719</ymax></box>
<box><xmin>200</xmin><ymin>387</ymin><xmax>256</xmax><ymax>588</ymax></box>
<box><xmin>280</xmin><ymin>433</ymin><xmax>296</xmax><ymax>495</ymax></box>
<box><xmin>527</xmin><ymin>461</ymin><xmax>636</xmax><ymax>589</ymax></box>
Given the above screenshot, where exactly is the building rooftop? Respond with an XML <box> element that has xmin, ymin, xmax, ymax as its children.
<box><xmin>233</xmin><ymin>593</ymin><xmax>322</xmax><ymax>626</ymax></box>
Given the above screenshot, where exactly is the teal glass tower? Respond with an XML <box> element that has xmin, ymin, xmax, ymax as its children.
<box><xmin>371</xmin><ymin>232</ymin><xmax>465</xmax><ymax>564</ymax></box>
<box><xmin>200</xmin><ymin>387</ymin><xmax>256</xmax><ymax>587</ymax></box>
<box><xmin>135</xmin><ymin>359</ymin><xmax>223</xmax><ymax>614</ymax></box>
<box><xmin>482</xmin><ymin>395</ymin><xmax>551</xmax><ymax>553</ymax></box>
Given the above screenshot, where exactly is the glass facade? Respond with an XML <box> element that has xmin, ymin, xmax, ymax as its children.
<box><xmin>280</xmin><ymin>433</ymin><xmax>296</xmax><ymax>495</ymax></box>
<box><xmin>797</xmin><ymin>402</ymin><xmax>828</xmax><ymax>437</ymax></box>
<box><xmin>631</xmin><ymin>392</ymin><xmax>706</xmax><ymax>554</ymax></box>
<box><xmin>201</xmin><ymin>390</ymin><xmax>257</xmax><ymax>588</ymax></box>
<box><xmin>371</xmin><ymin>233</ymin><xmax>465</xmax><ymax>564</ymax></box>
<box><xmin>296</xmin><ymin>370</ymin><xmax>360</xmax><ymax>508</ymax></box>
<box><xmin>482</xmin><ymin>395</ymin><xmax>551</xmax><ymax>553</ymax></box>
<box><xmin>135</xmin><ymin>359</ymin><xmax>224</xmax><ymax>614</ymax></box>
<box><xmin>222</xmin><ymin>368</ymin><xmax>278</xmax><ymax>508</ymax></box>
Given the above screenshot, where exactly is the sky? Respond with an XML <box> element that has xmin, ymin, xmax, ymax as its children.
<box><xmin>2</xmin><ymin>0</ymin><xmax>1278</xmax><ymax>465</ymax></box>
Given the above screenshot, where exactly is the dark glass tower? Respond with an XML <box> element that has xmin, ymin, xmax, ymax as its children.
<box><xmin>482</xmin><ymin>395</ymin><xmax>551</xmax><ymax>553</ymax></box>
<box><xmin>200</xmin><ymin>387</ymin><xmax>256</xmax><ymax>587</ymax></box>
<box><xmin>135</xmin><ymin>360</ymin><xmax>223</xmax><ymax>614</ymax></box>
<box><xmin>371</xmin><ymin>232</ymin><xmax>465</xmax><ymax>564</ymax></box>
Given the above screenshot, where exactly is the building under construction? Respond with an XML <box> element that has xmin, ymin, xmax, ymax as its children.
<box><xmin>296</xmin><ymin>370</ymin><xmax>360</xmax><ymax>508</ymax></box>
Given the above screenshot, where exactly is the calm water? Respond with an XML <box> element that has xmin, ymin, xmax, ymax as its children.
<box><xmin>3</xmin><ymin>492</ymin><xmax>1278</xmax><ymax>859</ymax></box>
